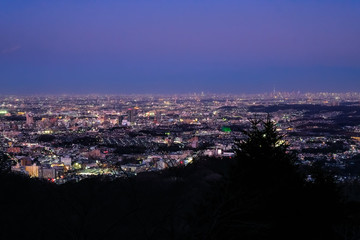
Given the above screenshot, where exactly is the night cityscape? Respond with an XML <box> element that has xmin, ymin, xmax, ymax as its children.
<box><xmin>1</xmin><ymin>1</ymin><xmax>360</xmax><ymax>240</ymax></box>
<box><xmin>2</xmin><ymin>92</ymin><xmax>360</xmax><ymax>183</ymax></box>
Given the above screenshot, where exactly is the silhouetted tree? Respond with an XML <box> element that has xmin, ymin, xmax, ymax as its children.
<box><xmin>190</xmin><ymin>116</ymin><xmax>343</xmax><ymax>240</ymax></box>
<box><xmin>234</xmin><ymin>116</ymin><xmax>299</xmax><ymax>186</ymax></box>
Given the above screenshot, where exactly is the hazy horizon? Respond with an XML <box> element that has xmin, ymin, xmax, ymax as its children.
<box><xmin>2</xmin><ymin>91</ymin><xmax>360</xmax><ymax>97</ymax></box>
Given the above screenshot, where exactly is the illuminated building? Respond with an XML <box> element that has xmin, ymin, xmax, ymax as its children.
<box><xmin>26</xmin><ymin>112</ymin><xmax>34</xmax><ymax>126</ymax></box>
<box><xmin>25</xmin><ymin>164</ymin><xmax>40</xmax><ymax>177</ymax></box>
<box><xmin>40</xmin><ymin>168</ymin><xmax>56</xmax><ymax>179</ymax></box>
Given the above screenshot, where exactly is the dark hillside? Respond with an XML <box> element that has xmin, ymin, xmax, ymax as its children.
<box><xmin>1</xmin><ymin>119</ymin><xmax>359</xmax><ymax>239</ymax></box>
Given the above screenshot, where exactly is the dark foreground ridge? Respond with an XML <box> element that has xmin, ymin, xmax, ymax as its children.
<box><xmin>1</xmin><ymin>118</ymin><xmax>360</xmax><ymax>240</ymax></box>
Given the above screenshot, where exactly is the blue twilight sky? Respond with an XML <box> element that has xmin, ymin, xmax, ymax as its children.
<box><xmin>0</xmin><ymin>0</ymin><xmax>360</xmax><ymax>94</ymax></box>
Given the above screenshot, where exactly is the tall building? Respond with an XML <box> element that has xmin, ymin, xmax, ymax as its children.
<box><xmin>118</xmin><ymin>115</ymin><xmax>124</xmax><ymax>126</ymax></box>
<box><xmin>127</xmin><ymin>108</ymin><xmax>137</xmax><ymax>123</ymax></box>
<box><xmin>156</xmin><ymin>112</ymin><xmax>162</xmax><ymax>123</ymax></box>
<box><xmin>26</xmin><ymin>112</ymin><xmax>34</xmax><ymax>126</ymax></box>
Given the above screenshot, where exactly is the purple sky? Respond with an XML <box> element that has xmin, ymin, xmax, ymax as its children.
<box><xmin>1</xmin><ymin>0</ymin><xmax>360</xmax><ymax>94</ymax></box>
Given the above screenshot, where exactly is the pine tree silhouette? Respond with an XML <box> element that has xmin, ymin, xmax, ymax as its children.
<box><xmin>191</xmin><ymin>116</ymin><xmax>343</xmax><ymax>240</ymax></box>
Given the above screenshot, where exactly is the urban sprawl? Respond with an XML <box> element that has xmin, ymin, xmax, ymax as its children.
<box><xmin>2</xmin><ymin>92</ymin><xmax>360</xmax><ymax>183</ymax></box>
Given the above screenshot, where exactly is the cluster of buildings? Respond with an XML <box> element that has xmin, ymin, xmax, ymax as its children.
<box><xmin>1</xmin><ymin>92</ymin><xmax>360</xmax><ymax>183</ymax></box>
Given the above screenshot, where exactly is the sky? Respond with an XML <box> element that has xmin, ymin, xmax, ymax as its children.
<box><xmin>0</xmin><ymin>0</ymin><xmax>360</xmax><ymax>94</ymax></box>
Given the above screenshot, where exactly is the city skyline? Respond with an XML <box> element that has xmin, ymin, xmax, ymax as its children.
<box><xmin>1</xmin><ymin>0</ymin><xmax>360</xmax><ymax>94</ymax></box>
